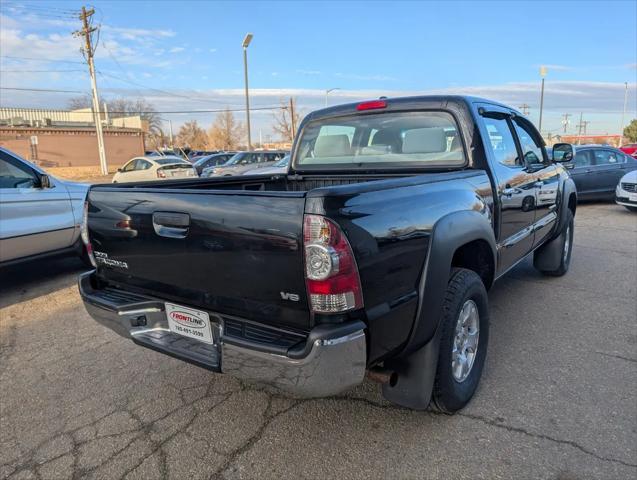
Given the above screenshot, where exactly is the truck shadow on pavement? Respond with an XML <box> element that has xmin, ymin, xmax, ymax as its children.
<box><xmin>0</xmin><ymin>257</ymin><xmax>89</xmax><ymax>309</ymax></box>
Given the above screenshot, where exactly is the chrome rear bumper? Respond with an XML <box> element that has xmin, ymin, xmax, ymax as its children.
<box><xmin>79</xmin><ymin>271</ymin><xmax>366</xmax><ymax>397</ymax></box>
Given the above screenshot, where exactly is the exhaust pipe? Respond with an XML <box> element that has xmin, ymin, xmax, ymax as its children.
<box><xmin>366</xmin><ymin>368</ymin><xmax>398</xmax><ymax>387</ymax></box>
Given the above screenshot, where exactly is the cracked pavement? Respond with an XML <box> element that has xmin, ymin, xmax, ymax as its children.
<box><xmin>1</xmin><ymin>203</ymin><xmax>635</xmax><ymax>479</ymax></box>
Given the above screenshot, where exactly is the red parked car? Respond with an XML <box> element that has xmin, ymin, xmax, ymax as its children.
<box><xmin>620</xmin><ymin>143</ymin><xmax>637</xmax><ymax>157</ymax></box>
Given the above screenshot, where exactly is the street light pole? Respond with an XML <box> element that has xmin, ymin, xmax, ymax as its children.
<box><xmin>538</xmin><ymin>65</ymin><xmax>547</xmax><ymax>135</ymax></box>
<box><xmin>619</xmin><ymin>82</ymin><xmax>628</xmax><ymax>147</ymax></box>
<box><xmin>325</xmin><ymin>88</ymin><xmax>340</xmax><ymax>107</ymax></box>
<box><xmin>242</xmin><ymin>33</ymin><xmax>253</xmax><ymax>151</ymax></box>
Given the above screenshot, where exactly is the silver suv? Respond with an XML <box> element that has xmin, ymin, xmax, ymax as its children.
<box><xmin>0</xmin><ymin>147</ymin><xmax>89</xmax><ymax>265</ymax></box>
<box><xmin>202</xmin><ymin>151</ymin><xmax>288</xmax><ymax>177</ymax></box>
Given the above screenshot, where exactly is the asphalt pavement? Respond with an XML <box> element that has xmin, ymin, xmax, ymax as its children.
<box><xmin>0</xmin><ymin>202</ymin><xmax>635</xmax><ymax>480</ymax></box>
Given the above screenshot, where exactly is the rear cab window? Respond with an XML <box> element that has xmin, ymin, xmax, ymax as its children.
<box><xmin>294</xmin><ymin>111</ymin><xmax>465</xmax><ymax>170</ymax></box>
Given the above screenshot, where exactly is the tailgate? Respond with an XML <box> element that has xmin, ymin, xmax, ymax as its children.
<box><xmin>87</xmin><ymin>187</ymin><xmax>310</xmax><ymax>330</ymax></box>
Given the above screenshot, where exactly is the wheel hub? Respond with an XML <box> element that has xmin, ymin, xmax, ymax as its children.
<box><xmin>452</xmin><ymin>299</ymin><xmax>480</xmax><ymax>382</ymax></box>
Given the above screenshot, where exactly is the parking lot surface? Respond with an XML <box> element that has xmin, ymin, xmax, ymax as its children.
<box><xmin>1</xmin><ymin>203</ymin><xmax>635</xmax><ymax>480</ymax></box>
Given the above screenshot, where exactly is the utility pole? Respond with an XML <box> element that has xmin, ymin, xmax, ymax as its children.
<box><xmin>538</xmin><ymin>66</ymin><xmax>547</xmax><ymax>134</ymax></box>
<box><xmin>519</xmin><ymin>104</ymin><xmax>530</xmax><ymax>116</ymax></box>
<box><xmin>289</xmin><ymin>97</ymin><xmax>296</xmax><ymax>140</ymax></box>
<box><xmin>75</xmin><ymin>6</ymin><xmax>108</xmax><ymax>175</ymax></box>
<box><xmin>242</xmin><ymin>33</ymin><xmax>253</xmax><ymax>151</ymax></box>
<box><xmin>168</xmin><ymin>120</ymin><xmax>174</xmax><ymax>149</ymax></box>
<box><xmin>619</xmin><ymin>82</ymin><xmax>628</xmax><ymax>147</ymax></box>
<box><xmin>561</xmin><ymin>113</ymin><xmax>571</xmax><ymax>133</ymax></box>
<box><xmin>576</xmin><ymin>112</ymin><xmax>583</xmax><ymax>145</ymax></box>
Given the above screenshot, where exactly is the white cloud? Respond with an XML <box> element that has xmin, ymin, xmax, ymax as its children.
<box><xmin>296</xmin><ymin>69</ymin><xmax>321</xmax><ymax>75</ymax></box>
<box><xmin>334</xmin><ymin>72</ymin><xmax>397</xmax><ymax>82</ymax></box>
<box><xmin>169</xmin><ymin>47</ymin><xmax>185</xmax><ymax>53</ymax></box>
<box><xmin>101</xmin><ymin>25</ymin><xmax>176</xmax><ymax>41</ymax></box>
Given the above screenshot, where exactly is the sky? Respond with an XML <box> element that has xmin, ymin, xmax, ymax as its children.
<box><xmin>1</xmin><ymin>0</ymin><xmax>636</xmax><ymax>141</ymax></box>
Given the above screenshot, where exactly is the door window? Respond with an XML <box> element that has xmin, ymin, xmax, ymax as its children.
<box><xmin>482</xmin><ymin>116</ymin><xmax>520</xmax><ymax>167</ymax></box>
<box><xmin>122</xmin><ymin>160</ymin><xmax>137</xmax><ymax>172</ymax></box>
<box><xmin>573</xmin><ymin>150</ymin><xmax>593</xmax><ymax>167</ymax></box>
<box><xmin>593</xmin><ymin>150</ymin><xmax>620</xmax><ymax>165</ymax></box>
<box><xmin>138</xmin><ymin>160</ymin><xmax>152</xmax><ymax>170</ymax></box>
<box><xmin>512</xmin><ymin>119</ymin><xmax>545</xmax><ymax>166</ymax></box>
<box><xmin>0</xmin><ymin>153</ymin><xmax>38</xmax><ymax>188</ymax></box>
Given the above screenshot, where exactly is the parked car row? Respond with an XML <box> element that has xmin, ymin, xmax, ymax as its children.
<box><xmin>112</xmin><ymin>150</ymin><xmax>290</xmax><ymax>182</ymax></box>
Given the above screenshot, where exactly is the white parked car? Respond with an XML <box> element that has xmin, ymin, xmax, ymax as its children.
<box><xmin>112</xmin><ymin>156</ymin><xmax>197</xmax><ymax>183</ymax></box>
<box><xmin>615</xmin><ymin>170</ymin><xmax>637</xmax><ymax>212</ymax></box>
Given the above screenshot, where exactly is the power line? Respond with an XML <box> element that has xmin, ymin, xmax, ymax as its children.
<box><xmin>1</xmin><ymin>69</ymin><xmax>86</xmax><ymax>73</ymax></box>
<box><xmin>1</xmin><ymin>55</ymin><xmax>85</xmax><ymax>65</ymax></box>
<box><xmin>0</xmin><ymin>87</ymin><xmax>86</xmax><ymax>93</ymax></box>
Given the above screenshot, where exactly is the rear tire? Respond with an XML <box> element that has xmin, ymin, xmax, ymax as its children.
<box><xmin>432</xmin><ymin>268</ymin><xmax>489</xmax><ymax>414</ymax></box>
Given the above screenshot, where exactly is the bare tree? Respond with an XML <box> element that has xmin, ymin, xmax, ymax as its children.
<box><xmin>272</xmin><ymin>98</ymin><xmax>301</xmax><ymax>143</ymax></box>
<box><xmin>176</xmin><ymin>120</ymin><xmax>208</xmax><ymax>149</ymax></box>
<box><xmin>208</xmin><ymin>108</ymin><xmax>245</xmax><ymax>150</ymax></box>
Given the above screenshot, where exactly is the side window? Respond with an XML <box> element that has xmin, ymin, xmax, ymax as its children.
<box><xmin>482</xmin><ymin>116</ymin><xmax>520</xmax><ymax>167</ymax></box>
<box><xmin>138</xmin><ymin>160</ymin><xmax>152</xmax><ymax>170</ymax></box>
<box><xmin>593</xmin><ymin>150</ymin><xmax>619</xmax><ymax>165</ymax></box>
<box><xmin>573</xmin><ymin>150</ymin><xmax>593</xmax><ymax>168</ymax></box>
<box><xmin>512</xmin><ymin>119</ymin><xmax>545</xmax><ymax>165</ymax></box>
<box><xmin>0</xmin><ymin>153</ymin><xmax>38</xmax><ymax>189</ymax></box>
<box><xmin>122</xmin><ymin>160</ymin><xmax>137</xmax><ymax>172</ymax></box>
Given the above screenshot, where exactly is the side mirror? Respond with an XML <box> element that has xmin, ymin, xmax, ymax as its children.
<box><xmin>117</xmin><ymin>168</ymin><xmax>123</xmax><ymax>173</ymax></box>
<box><xmin>552</xmin><ymin>143</ymin><xmax>574</xmax><ymax>163</ymax></box>
<box><xmin>38</xmin><ymin>174</ymin><xmax>52</xmax><ymax>189</ymax></box>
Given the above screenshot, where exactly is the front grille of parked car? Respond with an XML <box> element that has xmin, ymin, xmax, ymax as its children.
<box><xmin>621</xmin><ymin>182</ymin><xmax>637</xmax><ymax>193</ymax></box>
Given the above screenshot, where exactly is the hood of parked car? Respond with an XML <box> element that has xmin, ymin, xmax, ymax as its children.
<box><xmin>619</xmin><ymin>170</ymin><xmax>637</xmax><ymax>184</ymax></box>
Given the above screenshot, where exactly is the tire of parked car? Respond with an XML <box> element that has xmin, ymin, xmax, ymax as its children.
<box><xmin>431</xmin><ymin>268</ymin><xmax>490</xmax><ymax>413</ymax></box>
<box><xmin>534</xmin><ymin>209</ymin><xmax>574</xmax><ymax>277</ymax></box>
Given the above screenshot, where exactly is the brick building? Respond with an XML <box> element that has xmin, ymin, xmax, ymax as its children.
<box><xmin>0</xmin><ymin>107</ymin><xmax>146</xmax><ymax>167</ymax></box>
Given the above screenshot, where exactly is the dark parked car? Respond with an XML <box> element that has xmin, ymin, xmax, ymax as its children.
<box><xmin>80</xmin><ymin>96</ymin><xmax>576</xmax><ymax>413</ymax></box>
<box><xmin>192</xmin><ymin>152</ymin><xmax>237</xmax><ymax>175</ymax></box>
<box><xmin>554</xmin><ymin>144</ymin><xmax>637</xmax><ymax>200</ymax></box>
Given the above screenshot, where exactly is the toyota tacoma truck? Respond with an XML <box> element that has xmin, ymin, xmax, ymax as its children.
<box><xmin>79</xmin><ymin>96</ymin><xmax>577</xmax><ymax>413</ymax></box>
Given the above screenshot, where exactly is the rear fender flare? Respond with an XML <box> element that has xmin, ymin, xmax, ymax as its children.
<box><xmin>405</xmin><ymin>209</ymin><xmax>496</xmax><ymax>355</ymax></box>
<box><xmin>382</xmin><ymin>209</ymin><xmax>495</xmax><ymax>409</ymax></box>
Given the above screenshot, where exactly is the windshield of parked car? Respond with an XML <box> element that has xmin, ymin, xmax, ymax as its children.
<box><xmin>274</xmin><ymin>155</ymin><xmax>290</xmax><ymax>167</ymax></box>
<box><xmin>194</xmin><ymin>154</ymin><xmax>220</xmax><ymax>167</ymax></box>
<box><xmin>153</xmin><ymin>157</ymin><xmax>188</xmax><ymax>165</ymax></box>
<box><xmin>295</xmin><ymin>111</ymin><xmax>465</xmax><ymax>170</ymax></box>
<box><xmin>223</xmin><ymin>152</ymin><xmax>249</xmax><ymax>166</ymax></box>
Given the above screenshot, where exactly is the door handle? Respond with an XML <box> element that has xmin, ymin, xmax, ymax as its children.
<box><xmin>152</xmin><ymin>212</ymin><xmax>190</xmax><ymax>239</ymax></box>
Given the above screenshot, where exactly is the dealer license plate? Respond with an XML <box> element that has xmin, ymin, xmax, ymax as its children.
<box><xmin>165</xmin><ymin>303</ymin><xmax>214</xmax><ymax>344</ymax></box>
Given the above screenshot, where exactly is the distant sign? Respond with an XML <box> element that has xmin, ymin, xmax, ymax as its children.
<box><xmin>30</xmin><ymin>135</ymin><xmax>38</xmax><ymax>145</ymax></box>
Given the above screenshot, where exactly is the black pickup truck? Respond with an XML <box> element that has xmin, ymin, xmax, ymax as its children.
<box><xmin>79</xmin><ymin>96</ymin><xmax>577</xmax><ymax>413</ymax></box>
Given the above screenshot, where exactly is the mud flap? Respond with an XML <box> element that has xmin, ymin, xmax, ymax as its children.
<box><xmin>533</xmin><ymin>228</ymin><xmax>565</xmax><ymax>272</ymax></box>
<box><xmin>381</xmin><ymin>326</ymin><xmax>442</xmax><ymax>410</ymax></box>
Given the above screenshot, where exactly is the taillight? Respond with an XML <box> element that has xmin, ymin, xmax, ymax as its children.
<box><xmin>303</xmin><ymin>214</ymin><xmax>363</xmax><ymax>313</ymax></box>
<box><xmin>157</xmin><ymin>169</ymin><xmax>166</xmax><ymax>178</ymax></box>
<box><xmin>81</xmin><ymin>200</ymin><xmax>97</xmax><ymax>267</ymax></box>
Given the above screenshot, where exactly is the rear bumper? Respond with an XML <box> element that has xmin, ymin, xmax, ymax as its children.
<box><xmin>79</xmin><ymin>271</ymin><xmax>366</xmax><ymax>397</ymax></box>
